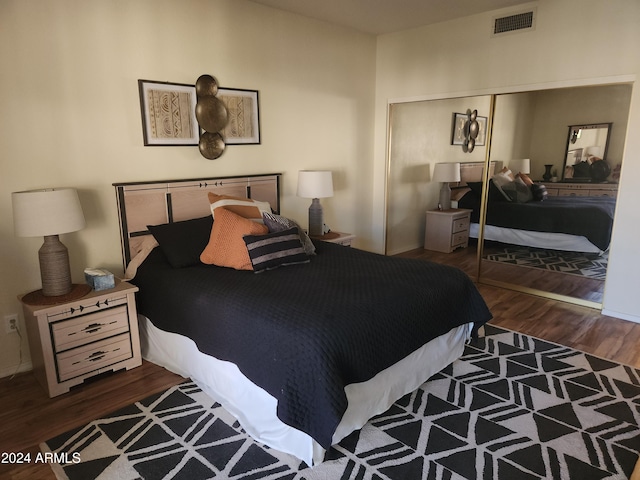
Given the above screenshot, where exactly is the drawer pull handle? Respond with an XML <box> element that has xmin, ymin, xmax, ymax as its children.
<box><xmin>82</xmin><ymin>323</ymin><xmax>104</xmax><ymax>334</ymax></box>
<box><xmin>88</xmin><ymin>351</ymin><xmax>107</xmax><ymax>361</ymax></box>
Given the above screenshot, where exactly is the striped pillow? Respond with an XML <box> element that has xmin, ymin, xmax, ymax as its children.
<box><xmin>243</xmin><ymin>228</ymin><xmax>310</xmax><ymax>273</ymax></box>
<box><xmin>262</xmin><ymin>212</ymin><xmax>316</xmax><ymax>255</ymax></box>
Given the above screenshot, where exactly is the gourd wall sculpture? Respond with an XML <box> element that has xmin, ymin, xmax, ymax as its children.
<box><xmin>195</xmin><ymin>74</ymin><xmax>228</xmax><ymax>159</ymax></box>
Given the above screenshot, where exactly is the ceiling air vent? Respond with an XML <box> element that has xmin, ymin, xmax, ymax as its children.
<box><xmin>492</xmin><ymin>8</ymin><xmax>536</xmax><ymax>36</ymax></box>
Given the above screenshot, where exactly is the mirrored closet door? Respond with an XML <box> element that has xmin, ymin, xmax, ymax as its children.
<box><xmin>477</xmin><ymin>84</ymin><xmax>632</xmax><ymax>307</ymax></box>
<box><xmin>387</xmin><ymin>83</ymin><xmax>632</xmax><ymax>308</ymax></box>
<box><xmin>386</xmin><ymin>95</ymin><xmax>490</xmax><ymax>259</ymax></box>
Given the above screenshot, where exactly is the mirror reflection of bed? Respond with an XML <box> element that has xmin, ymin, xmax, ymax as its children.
<box><xmin>454</xmin><ymin>161</ymin><xmax>615</xmax><ymax>305</ymax></box>
<box><xmin>386</xmin><ymin>83</ymin><xmax>632</xmax><ymax>307</ymax></box>
<box><xmin>476</xmin><ymin>85</ymin><xmax>631</xmax><ymax>305</ymax></box>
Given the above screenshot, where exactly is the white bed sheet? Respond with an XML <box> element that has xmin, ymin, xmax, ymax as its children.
<box><xmin>139</xmin><ymin>315</ymin><xmax>473</xmax><ymax>466</ymax></box>
<box><xmin>470</xmin><ymin>223</ymin><xmax>603</xmax><ymax>253</ymax></box>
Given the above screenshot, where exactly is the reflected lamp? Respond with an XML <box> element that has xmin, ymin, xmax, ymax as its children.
<box><xmin>509</xmin><ymin>158</ymin><xmax>531</xmax><ymax>175</ymax></box>
<box><xmin>433</xmin><ymin>163</ymin><xmax>460</xmax><ymax>210</ymax></box>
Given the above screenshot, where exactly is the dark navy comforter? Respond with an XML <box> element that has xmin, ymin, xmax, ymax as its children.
<box><xmin>132</xmin><ymin>241</ymin><xmax>492</xmax><ymax>449</ymax></box>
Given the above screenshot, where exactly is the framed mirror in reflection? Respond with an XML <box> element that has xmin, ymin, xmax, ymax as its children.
<box><xmin>563</xmin><ymin>123</ymin><xmax>612</xmax><ymax>182</ymax></box>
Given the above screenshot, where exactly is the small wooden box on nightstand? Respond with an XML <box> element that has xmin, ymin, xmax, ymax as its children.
<box><xmin>19</xmin><ymin>280</ymin><xmax>142</xmax><ymax>397</ymax></box>
<box><xmin>424</xmin><ymin>208</ymin><xmax>472</xmax><ymax>253</ymax></box>
<box><xmin>311</xmin><ymin>231</ymin><xmax>356</xmax><ymax>246</ymax></box>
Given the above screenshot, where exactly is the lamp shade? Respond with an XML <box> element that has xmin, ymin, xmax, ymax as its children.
<box><xmin>297</xmin><ymin>170</ymin><xmax>334</xmax><ymax>199</ymax></box>
<box><xmin>432</xmin><ymin>163</ymin><xmax>461</xmax><ymax>183</ymax></box>
<box><xmin>509</xmin><ymin>158</ymin><xmax>531</xmax><ymax>174</ymax></box>
<box><xmin>585</xmin><ymin>146</ymin><xmax>602</xmax><ymax>158</ymax></box>
<box><xmin>12</xmin><ymin>188</ymin><xmax>85</xmax><ymax>238</ymax></box>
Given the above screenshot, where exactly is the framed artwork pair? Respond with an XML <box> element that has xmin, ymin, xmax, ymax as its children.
<box><xmin>138</xmin><ymin>80</ymin><xmax>260</xmax><ymax>146</ymax></box>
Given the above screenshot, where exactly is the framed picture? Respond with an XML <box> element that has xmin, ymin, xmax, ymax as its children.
<box><xmin>217</xmin><ymin>88</ymin><xmax>261</xmax><ymax>145</ymax></box>
<box><xmin>138</xmin><ymin>80</ymin><xmax>199</xmax><ymax>146</ymax></box>
<box><xmin>451</xmin><ymin>112</ymin><xmax>488</xmax><ymax>146</ymax></box>
<box><xmin>451</xmin><ymin>113</ymin><xmax>468</xmax><ymax>145</ymax></box>
<box><xmin>475</xmin><ymin>116</ymin><xmax>488</xmax><ymax>146</ymax></box>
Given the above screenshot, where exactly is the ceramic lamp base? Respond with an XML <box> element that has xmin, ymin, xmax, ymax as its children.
<box><xmin>39</xmin><ymin>235</ymin><xmax>73</xmax><ymax>297</ymax></box>
<box><xmin>439</xmin><ymin>182</ymin><xmax>452</xmax><ymax>210</ymax></box>
<box><xmin>308</xmin><ymin>198</ymin><xmax>324</xmax><ymax>236</ymax></box>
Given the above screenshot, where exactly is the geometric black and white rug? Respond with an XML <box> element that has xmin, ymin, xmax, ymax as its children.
<box><xmin>42</xmin><ymin>325</ymin><xmax>639</xmax><ymax>479</ymax></box>
<box><xmin>484</xmin><ymin>246</ymin><xmax>608</xmax><ymax>280</ymax></box>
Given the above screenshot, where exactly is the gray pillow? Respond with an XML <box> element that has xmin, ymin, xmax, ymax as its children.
<box><xmin>501</xmin><ymin>178</ymin><xmax>533</xmax><ymax>203</ymax></box>
<box><xmin>262</xmin><ymin>212</ymin><xmax>316</xmax><ymax>255</ymax></box>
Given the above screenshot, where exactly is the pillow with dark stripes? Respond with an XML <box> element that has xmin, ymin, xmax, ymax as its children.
<box><xmin>243</xmin><ymin>227</ymin><xmax>310</xmax><ymax>272</ymax></box>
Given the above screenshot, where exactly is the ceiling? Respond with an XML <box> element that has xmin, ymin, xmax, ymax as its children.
<box><xmin>248</xmin><ymin>0</ymin><xmax>535</xmax><ymax>35</ymax></box>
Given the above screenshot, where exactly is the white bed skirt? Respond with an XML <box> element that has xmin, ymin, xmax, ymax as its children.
<box><xmin>138</xmin><ymin>315</ymin><xmax>473</xmax><ymax>466</ymax></box>
<box><xmin>470</xmin><ymin>223</ymin><xmax>603</xmax><ymax>253</ymax></box>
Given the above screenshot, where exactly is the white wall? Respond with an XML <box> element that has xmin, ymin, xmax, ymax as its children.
<box><xmin>374</xmin><ymin>0</ymin><xmax>640</xmax><ymax>322</ymax></box>
<box><xmin>491</xmin><ymin>93</ymin><xmax>536</xmax><ymax>171</ymax></box>
<box><xmin>0</xmin><ymin>0</ymin><xmax>376</xmax><ymax>376</ymax></box>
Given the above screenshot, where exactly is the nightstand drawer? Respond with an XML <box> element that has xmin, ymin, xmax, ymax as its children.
<box><xmin>452</xmin><ymin>231</ymin><xmax>469</xmax><ymax>247</ymax></box>
<box><xmin>57</xmin><ymin>333</ymin><xmax>133</xmax><ymax>382</ymax></box>
<box><xmin>52</xmin><ymin>305</ymin><xmax>129</xmax><ymax>352</ymax></box>
<box><xmin>452</xmin><ymin>217</ymin><xmax>470</xmax><ymax>234</ymax></box>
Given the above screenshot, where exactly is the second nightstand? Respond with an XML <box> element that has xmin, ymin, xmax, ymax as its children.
<box><xmin>424</xmin><ymin>208</ymin><xmax>472</xmax><ymax>253</ymax></box>
<box><xmin>311</xmin><ymin>231</ymin><xmax>356</xmax><ymax>246</ymax></box>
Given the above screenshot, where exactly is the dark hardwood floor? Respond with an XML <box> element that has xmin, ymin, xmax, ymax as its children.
<box><xmin>397</xmin><ymin>244</ymin><xmax>640</xmax><ymax>368</ymax></box>
<box><xmin>0</xmin><ymin>361</ymin><xmax>184</xmax><ymax>480</ymax></box>
<box><xmin>2</xmin><ymin>246</ymin><xmax>639</xmax><ymax>479</ymax></box>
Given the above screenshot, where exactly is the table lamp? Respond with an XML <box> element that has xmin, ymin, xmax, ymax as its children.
<box><xmin>12</xmin><ymin>188</ymin><xmax>86</xmax><ymax>298</ymax></box>
<box><xmin>433</xmin><ymin>162</ymin><xmax>460</xmax><ymax>210</ymax></box>
<box><xmin>585</xmin><ymin>146</ymin><xmax>602</xmax><ymax>161</ymax></box>
<box><xmin>509</xmin><ymin>158</ymin><xmax>531</xmax><ymax>174</ymax></box>
<box><xmin>297</xmin><ymin>170</ymin><xmax>333</xmax><ymax>236</ymax></box>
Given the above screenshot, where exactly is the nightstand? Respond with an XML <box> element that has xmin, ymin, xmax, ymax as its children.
<box><xmin>424</xmin><ymin>208</ymin><xmax>472</xmax><ymax>253</ymax></box>
<box><xmin>311</xmin><ymin>231</ymin><xmax>356</xmax><ymax>246</ymax></box>
<box><xmin>19</xmin><ymin>280</ymin><xmax>142</xmax><ymax>397</ymax></box>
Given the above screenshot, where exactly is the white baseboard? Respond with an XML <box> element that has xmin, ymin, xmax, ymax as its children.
<box><xmin>0</xmin><ymin>361</ymin><xmax>33</xmax><ymax>379</ymax></box>
<box><xmin>601</xmin><ymin>309</ymin><xmax>640</xmax><ymax>324</ymax></box>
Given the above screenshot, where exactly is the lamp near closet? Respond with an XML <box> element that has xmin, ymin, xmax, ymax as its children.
<box><xmin>12</xmin><ymin>188</ymin><xmax>89</xmax><ymax>303</ymax></box>
<box><xmin>509</xmin><ymin>158</ymin><xmax>531</xmax><ymax>175</ymax></box>
<box><xmin>433</xmin><ymin>162</ymin><xmax>460</xmax><ymax>210</ymax></box>
<box><xmin>297</xmin><ymin>170</ymin><xmax>333</xmax><ymax>236</ymax></box>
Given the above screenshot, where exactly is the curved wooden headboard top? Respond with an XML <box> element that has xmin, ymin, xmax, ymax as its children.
<box><xmin>450</xmin><ymin>161</ymin><xmax>499</xmax><ymax>188</ymax></box>
<box><xmin>113</xmin><ymin>173</ymin><xmax>281</xmax><ymax>267</ymax></box>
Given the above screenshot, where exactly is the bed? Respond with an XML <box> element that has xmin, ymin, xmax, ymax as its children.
<box><xmin>453</xmin><ymin>163</ymin><xmax>616</xmax><ymax>253</ymax></box>
<box><xmin>113</xmin><ymin>173</ymin><xmax>492</xmax><ymax>466</ymax></box>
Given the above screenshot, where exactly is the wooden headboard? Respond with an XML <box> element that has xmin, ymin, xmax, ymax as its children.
<box><xmin>450</xmin><ymin>161</ymin><xmax>499</xmax><ymax>188</ymax></box>
<box><xmin>113</xmin><ymin>173</ymin><xmax>281</xmax><ymax>267</ymax></box>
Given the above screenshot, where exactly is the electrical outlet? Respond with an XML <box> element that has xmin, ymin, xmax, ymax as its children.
<box><xmin>4</xmin><ymin>314</ymin><xmax>19</xmax><ymax>334</ymax></box>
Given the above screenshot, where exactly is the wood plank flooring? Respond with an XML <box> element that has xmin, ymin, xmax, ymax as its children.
<box><xmin>0</xmin><ymin>361</ymin><xmax>184</xmax><ymax>480</ymax></box>
<box><xmin>1</xmin><ymin>247</ymin><xmax>639</xmax><ymax>479</ymax></box>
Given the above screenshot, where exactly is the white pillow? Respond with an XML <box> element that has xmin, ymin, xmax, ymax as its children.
<box><xmin>491</xmin><ymin>169</ymin><xmax>515</xmax><ymax>201</ymax></box>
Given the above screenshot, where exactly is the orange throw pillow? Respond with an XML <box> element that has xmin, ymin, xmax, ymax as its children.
<box><xmin>517</xmin><ymin>172</ymin><xmax>534</xmax><ymax>186</ymax></box>
<box><xmin>200</xmin><ymin>207</ymin><xmax>268</xmax><ymax>270</ymax></box>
